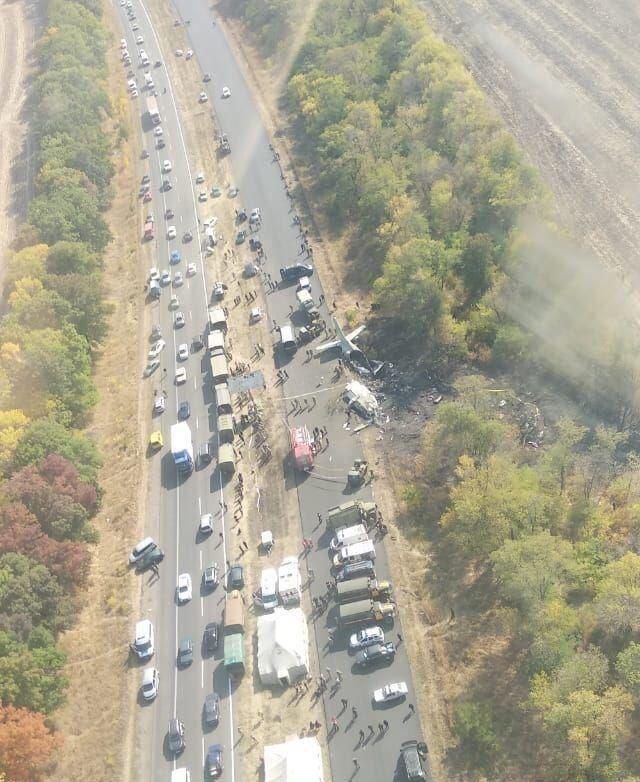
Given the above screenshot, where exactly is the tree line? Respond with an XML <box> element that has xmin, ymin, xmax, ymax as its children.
<box><xmin>415</xmin><ymin>397</ymin><xmax>640</xmax><ymax>782</ymax></box>
<box><xmin>0</xmin><ymin>0</ymin><xmax>114</xmax><ymax>777</ymax></box>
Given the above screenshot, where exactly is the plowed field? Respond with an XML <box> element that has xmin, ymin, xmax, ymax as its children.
<box><xmin>422</xmin><ymin>0</ymin><xmax>640</xmax><ymax>284</ymax></box>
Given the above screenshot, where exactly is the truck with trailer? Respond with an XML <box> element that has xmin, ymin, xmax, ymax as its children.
<box><xmin>277</xmin><ymin>556</ymin><xmax>302</xmax><ymax>606</ymax></box>
<box><xmin>326</xmin><ymin>500</ymin><xmax>377</xmax><ymax>530</ymax></box>
<box><xmin>338</xmin><ymin>599</ymin><xmax>395</xmax><ymax>627</ymax></box>
<box><xmin>146</xmin><ymin>95</ymin><xmax>160</xmax><ymax>124</ymax></box>
<box><xmin>170</xmin><ymin>422</ymin><xmax>194</xmax><ymax>474</ymax></box>
<box><xmin>337</xmin><ymin>577</ymin><xmax>392</xmax><ymax>603</ymax></box>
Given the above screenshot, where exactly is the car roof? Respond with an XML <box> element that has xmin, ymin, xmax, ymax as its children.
<box><xmin>179</xmin><ymin>637</ymin><xmax>192</xmax><ymax>649</ymax></box>
<box><xmin>207</xmin><ymin>744</ymin><xmax>222</xmax><ymax>757</ymax></box>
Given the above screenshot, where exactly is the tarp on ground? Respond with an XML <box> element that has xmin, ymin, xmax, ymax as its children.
<box><xmin>257</xmin><ymin>607</ymin><xmax>308</xmax><ymax>686</ymax></box>
<box><xmin>264</xmin><ymin>736</ymin><xmax>323</xmax><ymax>782</ymax></box>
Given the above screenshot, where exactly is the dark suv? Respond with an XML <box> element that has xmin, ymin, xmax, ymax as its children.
<box><xmin>400</xmin><ymin>740</ymin><xmax>431</xmax><ymax>782</ymax></box>
<box><xmin>168</xmin><ymin>718</ymin><xmax>185</xmax><ymax>755</ymax></box>
<box><xmin>280</xmin><ymin>263</ymin><xmax>313</xmax><ymax>282</ymax></box>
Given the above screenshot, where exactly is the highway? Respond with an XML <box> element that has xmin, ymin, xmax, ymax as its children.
<box><xmin>116</xmin><ymin>0</ymin><xmax>426</xmax><ymax>779</ymax></box>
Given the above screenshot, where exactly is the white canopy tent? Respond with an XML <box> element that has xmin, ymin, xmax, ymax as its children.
<box><xmin>264</xmin><ymin>736</ymin><xmax>323</xmax><ymax>782</ymax></box>
<box><xmin>257</xmin><ymin>607</ymin><xmax>309</xmax><ymax>686</ymax></box>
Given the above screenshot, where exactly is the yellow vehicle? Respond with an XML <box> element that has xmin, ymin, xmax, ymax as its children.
<box><xmin>149</xmin><ymin>431</ymin><xmax>163</xmax><ymax>450</ymax></box>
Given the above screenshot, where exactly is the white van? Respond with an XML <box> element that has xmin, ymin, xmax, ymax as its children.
<box><xmin>144</xmin><ymin>72</ymin><xmax>154</xmax><ymax>89</ymax></box>
<box><xmin>207</xmin><ymin>330</ymin><xmax>225</xmax><ymax>357</ymax></box>
<box><xmin>129</xmin><ymin>536</ymin><xmax>156</xmax><ymax>564</ymax></box>
<box><xmin>132</xmin><ymin>619</ymin><xmax>154</xmax><ymax>659</ymax></box>
<box><xmin>330</xmin><ymin>524</ymin><xmax>368</xmax><ymax>551</ymax></box>
<box><xmin>257</xmin><ymin>568</ymin><xmax>278</xmax><ymax>611</ymax></box>
<box><xmin>171</xmin><ymin>770</ymin><xmax>191</xmax><ymax>782</ymax></box>
<box><xmin>296</xmin><ymin>289</ymin><xmax>314</xmax><ymax>310</ymax></box>
<box><xmin>279</xmin><ymin>324</ymin><xmax>296</xmax><ymax>352</ymax></box>
<box><xmin>332</xmin><ymin>539</ymin><xmax>376</xmax><ymax>570</ymax></box>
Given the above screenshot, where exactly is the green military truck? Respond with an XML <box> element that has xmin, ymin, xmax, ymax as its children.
<box><xmin>325</xmin><ymin>500</ymin><xmax>377</xmax><ymax>530</ymax></box>
<box><xmin>338</xmin><ymin>599</ymin><xmax>395</xmax><ymax>627</ymax></box>
<box><xmin>337</xmin><ymin>577</ymin><xmax>392</xmax><ymax>604</ymax></box>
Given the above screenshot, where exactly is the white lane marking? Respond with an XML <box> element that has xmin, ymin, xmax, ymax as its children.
<box><xmin>194</xmin><ymin>377</ymin><xmax>198</xmax><ymax>390</ymax></box>
<box><xmin>198</xmin><ymin>496</ymin><xmax>202</xmax><ymax>514</ymax></box>
<box><xmin>201</xmin><ymin>596</ymin><xmax>204</xmax><ymax>618</ymax></box>
<box><xmin>202</xmin><ymin>737</ymin><xmax>205</xmax><ymax>766</ymax></box>
<box><xmin>199</xmin><ymin>549</ymin><xmax>203</xmax><ymax>568</ymax></box>
<box><xmin>195</xmin><ymin>416</ymin><xmax>199</xmax><ymax>430</ymax></box>
<box><xmin>201</xmin><ymin>660</ymin><xmax>204</xmax><ymax>688</ymax></box>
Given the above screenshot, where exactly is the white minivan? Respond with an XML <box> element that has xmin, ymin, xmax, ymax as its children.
<box><xmin>132</xmin><ymin>619</ymin><xmax>154</xmax><ymax>660</ymax></box>
<box><xmin>330</xmin><ymin>524</ymin><xmax>368</xmax><ymax>551</ymax></box>
<box><xmin>171</xmin><ymin>770</ymin><xmax>190</xmax><ymax>782</ymax></box>
<box><xmin>129</xmin><ymin>536</ymin><xmax>155</xmax><ymax>563</ymax></box>
<box><xmin>332</xmin><ymin>539</ymin><xmax>376</xmax><ymax>570</ymax></box>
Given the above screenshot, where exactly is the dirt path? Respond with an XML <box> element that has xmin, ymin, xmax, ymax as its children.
<box><xmin>421</xmin><ymin>0</ymin><xmax>640</xmax><ymax>286</ymax></box>
<box><xmin>0</xmin><ymin>0</ymin><xmax>33</xmax><ymax>284</ymax></box>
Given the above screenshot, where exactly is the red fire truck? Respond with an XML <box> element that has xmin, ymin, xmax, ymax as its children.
<box><xmin>290</xmin><ymin>426</ymin><xmax>314</xmax><ymax>471</ymax></box>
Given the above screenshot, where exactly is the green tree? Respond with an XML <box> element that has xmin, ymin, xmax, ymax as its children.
<box><xmin>13</xmin><ymin>418</ymin><xmax>101</xmax><ymax>483</ymax></box>
<box><xmin>46</xmin><ymin>273</ymin><xmax>110</xmax><ymax>344</ymax></box>
<box><xmin>0</xmin><ymin>631</ymin><xmax>67</xmax><ymax>713</ymax></box>
<box><xmin>46</xmin><ymin>241</ymin><xmax>100</xmax><ymax>275</ymax></box>
<box><xmin>491</xmin><ymin>531</ymin><xmax>578</xmax><ymax>616</ymax></box>
<box><xmin>595</xmin><ymin>552</ymin><xmax>640</xmax><ymax>636</ymax></box>
<box><xmin>615</xmin><ymin>643</ymin><xmax>640</xmax><ymax>698</ymax></box>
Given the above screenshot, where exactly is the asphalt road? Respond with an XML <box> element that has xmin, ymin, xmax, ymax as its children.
<box><xmin>171</xmin><ymin>5</ymin><xmax>426</xmax><ymax>782</ymax></box>
<box><xmin>115</xmin><ymin>4</ymin><xmax>236</xmax><ymax>782</ymax></box>
<box><xmin>117</xmin><ymin>0</ymin><xmax>426</xmax><ymax>779</ymax></box>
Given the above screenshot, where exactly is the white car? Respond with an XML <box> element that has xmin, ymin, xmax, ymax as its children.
<box><xmin>136</xmin><ymin>35</ymin><xmax>144</xmax><ymax>44</ymax></box>
<box><xmin>177</xmin><ymin>343</ymin><xmax>189</xmax><ymax>361</ymax></box>
<box><xmin>161</xmin><ymin>269</ymin><xmax>171</xmax><ymax>285</ymax></box>
<box><xmin>372</xmin><ymin>682</ymin><xmax>409</xmax><ymax>704</ymax></box>
<box><xmin>148</xmin><ymin>339</ymin><xmax>166</xmax><ymax>358</ymax></box>
<box><xmin>349</xmin><ymin>626</ymin><xmax>384</xmax><ymax>650</ymax></box>
<box><xmin>131</xmin><ymin>89</ymin><xmax>139</xmax><ymax>98</ymax></box>
<box><xmin>177</xmin><ymin>573</ymin><xmax>192</xmax><ymax>603</ymax></box>
<box><xmin>185</xmin><ymin>49</ymin><xmax>193</xmax><ymax>59</ymax></box>
<box><xmin>153</xmin><ymin>396</ymin><xmax>165</xmax><ymax>413</ymax></box>
<box><xmin>186</xmin><ymin>263</ymin><xmax>197</xmax><ymax>276</ymax></box>
<box><xmin>175</xmin><ymin>367</ymin><xmax>187</xmax><ymax>384</ymax></box>
<box><xmin>198</xmin><ymin>190</ymin><xmax>208</xmax><ymax>202</ymax></box>
<box><xmin>199</xmin><ymin>91</ymin><xmax>208</xmax><ymax>103</ymax></box>
<box><xmin>249</xmin><ymin>307</ymin><xmax>262</xmax><ymax>323</ymax></box>
<box><xmin>167</xmin><ymin>226</ymin><xmax>177</xmax><ymax>239</ymax></box>
<box><xmin>162</xmin><ymin>160</ymin><xmax>172</xmax><ymax>172</ymax></box>
<box><xmin>174</xmin><ymin>312</ymin><xmax>185</xmax><ymax>328</ymax></box>
<box><xmin>153</xmin><ymin>126</ymin><xmax>163</xmax><ymax>137</ymax></box>
<box><xmin>199</xmin><ymin>513</ymin><xmax>214</xmax><ymax>535</ymax></box>
<box><xmin>169</xmin><ymin>294</ymin><xmax>180</xmax><ymax>309</ymax></box>
<box><xmin>132</xmin><ymin>23</ymin><xmax>139</xmax><ymax>31</ymax></box>
<box><xmin>221</xmin><ymin>86</ymin><xmax>231</xmax><ymax>98</ymax></box>
<box><xmin>175</xmin><ymin>48</ymin><xmax>183</xmax><ymax>57</ymax></box>
<box><xmin>120</xmin><ymin>38</ymin><xmax>127</xmax><ymax>48</ymax></box>
<box><xmin>173</xmin><ymin>272</ymin><xmax>183</xmax><ymax>287</ymax></box>
<box><xmin>149</xmin><ymin>267</ymin><xmax>160</xmax><ymax>281</ymax></box>
<box><xmin>141</xmin><ymin>667</ymin><xmax>159</xmax><ymax>700</ymax></box>
<box><xmin>249</xmin><ymin>207</ymin><xmax>261</xmax><ymax>223</ymax></box>
<box><xmin>195</xmin><ymin>172</ymin><xmax>205</xmax><ymax>184</ymax></box>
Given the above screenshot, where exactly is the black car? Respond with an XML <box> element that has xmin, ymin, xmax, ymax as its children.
<box><xmin>206</xmin><ymin>744</ymin><xmax>224</xmax><ymax>778</ymax></box>
<box><xmin>336</xmin><ymin>560</ymin><xmax>376</xmax><ymax>582</ymax></box>
<box><xmin>141</xmin><ymin>174</ymin><xmax>150</xmax><ymax>184</ymax></box>
<box><xmin>177</xmin><ymin>636</ymin><xmax>194</xmax><ymax>666</ymax></box>
<box><xmin>183</xmin><ymin>230</ymin><xmax>193</xmax><ymax>242</ymax></box>
<box><xmin>204</xmin><ymin>692</ymin><xmax>220</xmax><ymax>726</ymax></box>
<box><xmin>354</xmin><ymin>642</ymin><xmax>396</xmax><ymax>667</ymax></box>
<box><xmin>203</xmin><ymin>566</ymin><xmax>219</xmax><ymax>591</ymax></box>
<box><xmin>168</xmin><ymin>718</ymin><xmax>185</xmax><ymax>754</ymax></box>
<box><xmin>135</xmin><ymin>546</ymin><xmax>165</xmax><ymax>572</ymax></box>
<box><xmin>157</xmin><ymin>139</ymin><xmax>166</xmax><ymax>149</ymax></box>
<box><xmin>280</xmin><ymin>263</ymin><xmax>313</xmax><ymax>282</ymax></box>
<box><xmin>162</xmin><ymin>178</ymin><xmax>172</xmax><ymax>191</ymax></box>
<box><xmin>192</xmin><ymin>335</ymin><xmax>204</xmax><ymax>351</ymax></box>
<box><xmin>228</xmin><ymin>564</ymin><xmax>244</xmax><ymax>590</ymax></box>
<box><xmin>178</xmin><ymin>401</ymin><xmax>191</xmax><ymax>420</ymax></box>
<box><xmin>203</xmin><ymin>622</ymin><xmax>219</xmax><ymax>652</ymax></box>
<box><xmin>199</xmin><ymin>440</ymin><xmax>214</xmax><ymax>464</ymax></box>
<box><xmin>203</xmin><ymin>73</ymin><xmax>212</xmax><ymax>82</ymax></box>
<box><xmin>249</xmin><ymin>237</ymin><xmax>262</xmax><ymax>251</ymax></box>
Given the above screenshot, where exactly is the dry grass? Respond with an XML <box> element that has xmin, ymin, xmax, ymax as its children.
<box><xmin>49</xmin><ymin>6</ymin><xmax>152</xmax><ymax>780</ymax></box>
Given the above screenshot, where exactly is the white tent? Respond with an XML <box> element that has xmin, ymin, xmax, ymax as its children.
<box><xmin>264</xmin><ymin>736</ymin><xmax>323</xmax><ymax>782</ymax></box>
<box><xmin>257</xmin><ymin>607</ymin><xmax>309</xmax><ymax>686</ymax></box>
